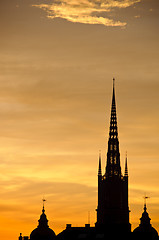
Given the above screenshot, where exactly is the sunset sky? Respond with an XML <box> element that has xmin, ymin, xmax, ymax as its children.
<box><xmin>0</xmin><ymin>0</ymin><xmax>159</xmax><ymax>239</ymax></box>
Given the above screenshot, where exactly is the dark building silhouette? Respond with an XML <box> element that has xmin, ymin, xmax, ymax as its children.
<box><xmin>30</xmin><ymin>203</ymin><xmax>56</xmax><ymax>240</ymax></box>
<box><xmin>19</xmin><ymin>79</ymin><xmax>158</xmax><ymax>240</ymax></box>
<box><xmin>19</xmin><ymin>201</ymin><xmax>56</xmax><ymax>240</ymax></box>
<box><xmin>96</xmin><ymin>79</ymin><xmax>131</xmax><ymax>234</ymax></box>
<box><xmin>133</xmin><ymin>201</ymin><xmax>158</xmax><ymax>240</ymax></box>
<box><xmin>19</xmin><ymin>233</ymin><xmax>29</xmax><ymax>240</ymax></box>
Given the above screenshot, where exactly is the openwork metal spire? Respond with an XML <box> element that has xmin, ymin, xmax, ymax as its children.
<box><xmin>110</xmin><ymin>78</ymin><xmax>118</xmax><ymax>141</ymax></box>
<box><xmin>106</xmin><ymin>78</ymin><xmax>121</xmax><ymax>178</ymax></box>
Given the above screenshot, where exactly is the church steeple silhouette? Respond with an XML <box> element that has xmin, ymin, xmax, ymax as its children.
<box><xmin>105</xmin><ymin>78</ymin><xmax>121</xmax><ymax>178</ymax></box>
<box><xmin>18</xmin><ymin>78</ymin><xmax>159</xmax><ymax>240</ymax></box>
<box><xmin>96</xmin><ymin>79</ymin><xmax>131</xmax><ymax>233</ymax></box>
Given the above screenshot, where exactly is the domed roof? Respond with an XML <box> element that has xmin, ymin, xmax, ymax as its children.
<box><xmin>133</xmin><ymin>204</ymin><xmax>158</xmax><ymax>238</ymax></box>
<box><xmin>30</xmin><ymin>205</ymin><xmax>56</xmax><ymax>240</ymax></box>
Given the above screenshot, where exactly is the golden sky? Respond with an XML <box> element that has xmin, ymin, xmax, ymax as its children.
<box><xmin>0</xmin><ymin>0</ymin><xmax>159</xmax><ymax>239</ymax></box>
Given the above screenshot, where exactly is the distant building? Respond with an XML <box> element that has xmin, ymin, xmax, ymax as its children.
<box><xmin>19</xmin><ymin>234</ymin><xmax>29</xmax><ymax>240</ymax></box>
<box><xmin>19</xmin><ymin>79</ymin><xmax>158</xmax><ymax>240</ymax></box>
<box><xmin>30</xmin><ymin>203</ymin><xmax>56</xmax><ymax>240</ymax></box>
<box><xmin>19</xmin><ymin>203</ymin><xmax>56</xmax><ymax>240</ymax></box>
<box><xmin>133</xmin><ymin>202</ymin><xmax>158</xmax><ymax>239</ymax></box>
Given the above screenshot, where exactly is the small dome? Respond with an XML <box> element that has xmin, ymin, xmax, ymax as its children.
<box><xmin>30</xmin><ymin>206</ymin><xmax>56</xmax><ymax>240</ymax></box>
<box><xmin>133</xmin><ymin>204</ymin><xmax>158</xmax><ymax>238</ymax></box>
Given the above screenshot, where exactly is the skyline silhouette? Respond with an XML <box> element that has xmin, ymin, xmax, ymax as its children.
<box><xmin>0</xmin><ymin>0</ymin><xmax>159</xmax><ymax>239</ymax></box>
<box><xmin>19</xmin><ymin>79</ymin><xmax>159</xmax><ymax>240</ymax></box>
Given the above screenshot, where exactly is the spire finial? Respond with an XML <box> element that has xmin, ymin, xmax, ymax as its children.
<box><xmin>113</xmin><ymin>78</ymin><xmax>115</xmax><ymax>87</ymax></box>
<box><xmin>112</xmin><ymin>78</ymin><xmax>116</xmax><ymax>103</ymax></box>
<box><xmin>113</xmin><ymin>78</ymin><xmax>115</xmax><ymax>94</ymax></box>
<box><xmin>143</xmin><ymin>195</ymin><xmax>150</xmax><ymax>211</ymax></box>
<box><xmin>42</xmin><ymin>198</ymin><xmax>46</xmax><ymax>213</ymax></box>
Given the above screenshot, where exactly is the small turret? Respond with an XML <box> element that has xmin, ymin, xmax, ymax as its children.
<box><xmin>19</xmin><ymin>233</ymin><xmax>22</xmax><ymax>240</ymax></box>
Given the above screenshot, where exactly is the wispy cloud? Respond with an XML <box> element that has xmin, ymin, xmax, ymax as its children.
<box><xmin>33</xmin><ymin>0</ymin><xmax>141</xmax><ymax>27</ymax></box>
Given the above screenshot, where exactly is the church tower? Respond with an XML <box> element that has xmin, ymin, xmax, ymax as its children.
<box><xmin>96</xmin><ymin>79</ymin><xmax>131</xmax><ymax>233</ymax></box>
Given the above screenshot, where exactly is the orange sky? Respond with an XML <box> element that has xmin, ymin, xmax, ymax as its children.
<box><xmin>0</xmin><ymin>0</ymin><xmax>159</xmax><ymax>239</ymax></box>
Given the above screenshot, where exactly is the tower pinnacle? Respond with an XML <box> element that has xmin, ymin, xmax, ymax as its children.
<box><xmin>98</xmin><ymin>150</ymin><xmax>102</xmax><ymax>176</ymax></box>
<box><xmin>113</xmin><ymin>77</ymin><xmax>115</xmax><ymax>87</ymax></box>
<box><xmin>125</xmin><ymin>152</ymin><xmax>128</xmax><ymax>177</ymax></box>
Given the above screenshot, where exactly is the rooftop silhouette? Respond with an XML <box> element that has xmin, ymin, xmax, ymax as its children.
<box><xmin>19</xmin><ymin>79</ymin><xmax>158</xmax><ymax>240</ymax></box>
<box><xmin>29</xmin><ymin>200</ymin><xmax>56</xmax><ymax>240</ymax></box>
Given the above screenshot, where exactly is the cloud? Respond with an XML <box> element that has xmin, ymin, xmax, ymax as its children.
<box><xmin>0</xmin><ymin>176</ymin><xmax>97</xmax><ymax>220</ymax></box>
<box><xmin>33</xmin><ymin>0</ymin><xmax>141</xmax><ymax>27</ymax></box>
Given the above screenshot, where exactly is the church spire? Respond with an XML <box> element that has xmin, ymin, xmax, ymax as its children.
<box><xmin>109</xmin><ymin>78</ymin><xmax>118</xmax><ymax>142</ymax></box>
<box><xmin>106</xmin><ymin>78</ymin><xmax>121</xmax><ymax>178</ymax></box>
<box><xmin>96</xmin><ymin>78</ymin><xmax>131</xmax><ymax>230</ymax></box>
<box><xmin>110</xmin><ymin>78</ymin><xmax>117</xmax><ymax>139</ymax></box>
<box><xmin>124</xmin><ymin>152</ymin><xmax>128</xmax><ymax>177</ymax></box>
